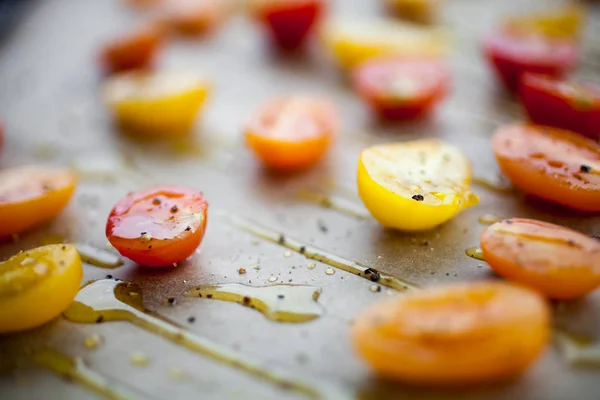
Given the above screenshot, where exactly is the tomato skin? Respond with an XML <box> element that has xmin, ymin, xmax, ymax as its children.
<box><xmin>0</xmin><ymin>167</ymin><xmax>76</xmax><ymax>239</ymax></box>
<box><xmin>481</xmin><ymin>218</ymin><xmax>600</xmax><ymax>299</ymax></box>
<box><xmin>352</xmin><ymin>58</ymin><xmax>450</xmax><ymax>121</ymax></box>
<box><xmin>106</xmin><ymin>185</ymin><xmax>208</xmax><ymax>267</ymax></box>
<box><xmin>163</xmin><ymin>0</ymin><xmax>227</xmax><ymax>37</ymax></box>
<box><xmin>352</xmin><ymin>281</ymin><xmax>549</xmax><ymax>385</ymax></box>
<box><xmin>483</xmin><ymin>31</ymin><xmax>578</xmax><ymax>92</ymax></box>
<box><xmin>492</xmin><ymin>123</ymin><xmax>600</xmax><ymax>212</ymax></box>
<box><xmin>99</xmin><ymin>25</ymin><xmax>163</xmax><ymax>75</ymax></box>
<box><xmin>520</xmin><ymin>73</ymin><xmax>600</xmax><ymax>140</ymax></box>
<box><xmin>253</xmin><ymin>0</ymin><xmax>324</xmax><ymax>50</ymax></box>
<box><xmin>245</xmin><ymin>96</ymin><xmax>337</xmax><ymax>171</ymax></box>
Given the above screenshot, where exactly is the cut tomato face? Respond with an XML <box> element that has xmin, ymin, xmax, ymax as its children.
<box><xmin>352</xmin><ymin>281</ymin><xmax>549</xmax><ymax>385</ymax></box>
<box><xmin>492</xmin><ymin>123</ymin><xmax>600</xmax><ymax>212</ymax></box>
<box><xmin>163</xmin><ymin>0</ymin><xmax>228</xmax><ymax>37</ymax></box>
<box><xmin>483</xmin><ymin>31</ymin><xmax>578</xmax><ymax>92</ymax></box>
<box><xmin>0</xmin><ymin>244</ymin><xmax>83</xmax><ymax>333</ymax></box>
<box><xmin>103</xmin><ymin>70</ymin><xmax>210</xmax><ymax>136</ymax></box>
<box><xmin>245</xmin><ymin>96</ymin><xmax>337</xmax><ymax>171</ymax></box>
<box><xmin>357</xmin><ymin>139</ymin><xmax>478</xmax><ymax>231</ymax></box>
<box><xmin>99</xmin><ymin>25</ymin><xmax>163</xmax><ymax>75</ymax></box>
<box><xmin>251</xmin><ymin>0</ymin><xmax>324</xmax><ymax>50</ymax></box>
<box><xmin>520</xmin><ymin>73</ymin><xmax>600</xmax><ymax>140</ymax></box>
<box><xmin>352</xmin><ymin>58</ymin><xmax>450</xmax><ymax>120</ymax></box>
<box><xmin>106</xmin><ymin>185</ymin><xmax>208</xmax><ymax>267</ymax></box>
<box><xmin>322</xmin><ymin>18</ymin><xmax>448</xmax><ymax>69</ymax></box>
<box><xmin>0</xmin><ymin>167</ymin><xmax>77</xmax><ymax>239</ymax></box>
<box><xmin>481</xmin><ymin>218</ymin><xmax>600</xmax><ymax>300</ymax></box>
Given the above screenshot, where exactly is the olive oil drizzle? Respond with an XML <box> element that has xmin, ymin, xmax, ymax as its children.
<box><xmin>296</xmin><ymin>190</ymin><xmax>370</xmax><ymax>220</ymax></box>
<box><xmin>63</xmin><ymin>280</ymin><xmax>348</xmax><ymax>399</ymax></box>
<box><xmin>465</xmin><ymin>247</ymin><xmax>486</xmax><ymax>261</ymax></box>
<box><xmin>554</xmin><ymin>331</ymin><xmax>600</xmax><ymax>368</ymax></box>
<box><xmin>219</xmin><ymin>212</ymin><xmax>418</xmax><ymax>291</ymax></box>
<box><xmin>184</xmin><ymin>283</ymin><xmax>323</xmax><ymax>323</ymax></box>
<box><xmin>32</xmin><ymin>348</ymin><xmax>145</xmax><ymax>400</ymax></box>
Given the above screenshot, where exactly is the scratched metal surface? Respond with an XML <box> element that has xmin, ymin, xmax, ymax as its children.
<box><xmin>0</xmin><ymin>0</ymin><xmax>600</xmax><ymax>399</ymax></box>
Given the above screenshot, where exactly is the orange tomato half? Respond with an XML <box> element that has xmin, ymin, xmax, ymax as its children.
<box><xmin>99</xmin><ymin>25</ymin><xmax>163</xmax><ymax>74</ymax></box>
<box><xmin>492</xmin><ymin>123</ymin><xmax>600</xmax><ymax>212</ymax></box>
<box><xmin>106</xmin><ymin>185</ymin><xmax>208</xmax><ymax>267</ymax></box>
<box><xmin>481</xmin><ymin>218</ymin><xmax>600</xmax><ymax>299</ymax></box>
<box><xmin>245</xmin><ymin>96</ymin><xmax>337</xmax><ymax>171</ymax></box>
<box><xmin>163</xmin><ymin>0</ymin><xmax>227</xmax><ymax>36</ymax></box>
<box><xmin>0</xmin><ymin>167</ymin><xmax>77</xmax><ymax>239</ymax></box>
<box><xmin>352</xmin><ymin>281</ymin><xmax>550</xmax><ymax>385</ymax></box>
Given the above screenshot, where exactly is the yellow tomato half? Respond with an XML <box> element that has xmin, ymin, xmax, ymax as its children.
<box><xmin>357</xmin><ymin>139</ymin><xmax>478</xmax><ymax>231</ymax></box>
<box><xmin>385</xmin><ymin>0</ymin><xmax>445</xmax><ymax>24</ymax></box>
<box><xmin>0</xmin><ymin>244</ymin><xmax>83</xmax><ymax>333</ymax></box>
<box><xmin>103</xmin><ymin>70</ymin><xmax>210</xmax><ymax>137</ymax></box>
<box><xmin>321</xmin><ymin>18</ymin><xmax>447</xmax><ymax>69</ymax></box>
<box><xmin>502</xmin><ymin>5</ymin><xmax>584</xmax><ymax>40</ymax></box>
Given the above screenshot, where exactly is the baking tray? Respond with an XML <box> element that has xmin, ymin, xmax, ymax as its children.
<box><xmin>0</xmin><ymin>0</ymin><xmax>599</xmax><ymax>399</ymax></box>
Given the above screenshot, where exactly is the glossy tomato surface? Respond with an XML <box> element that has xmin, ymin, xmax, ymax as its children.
<box><xmin>483</xmin><ymin>30</ymin><xmax>578</xmax><ymax>92</ymax></box>
<box><xmin>492</xmin><ymin>123</ymin><xmax>600</xmax><ymax>212</ymax></box>
<box><xmin>245</xmin><ymin>96</ymin><xmax>337</xmax><ymax>171</ymax></box>
<box><xmin>481</xmin><ymin>218</ymin><xmax>600</xmax><ymax>299</ymax></box>
<box><xmin>520</xmin><ymin>73</ymin><xmax>600</xmax><ymax>140</ymax></box>
<box><xmin>106</xmin><ymin>185</ymin><xmax>208</xmax><ymax>267</ymax></box>
<box><xmin>252</xmin><ymin>0</ymin><xmax>324</xmax><ymax>50</ymax></box>
<box><xmin>353</xmin><ymin>58</ymin><xmax>450</xmax><ymax>120</ymax></box>
<box><xmin>99</xmin><ymin>25</ymin><xmax>163</xmax><ymax>74</ymax></box>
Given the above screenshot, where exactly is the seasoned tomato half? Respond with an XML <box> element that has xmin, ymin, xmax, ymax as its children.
<box><xmin>103</xmin><ymin>70</ymin><xmax>210</xmax><ymax>136</ymax></box>
<box><xmin>481</xmin><ymin>218</ymin><xmax>600</xmax><ymax>299</ymax></box>
<box><xmin>245</xmin><ymin>96</ymin><xmax>337</xmax><ymax>171</ymax></box>
<box><xmin>251</xmin><ymin>0</ymin><xmax>325</xmax><ymax>50</ymax></box>
<box><xmin>0</xmin><ymin>167</ymin><xmax>76</xmax><ymax>239</ymax></box>
<box><xmin>357</xmin><ymin>139</ymin><xmax>478</xmax><ymax>231</ymax></box>
<box><xmin>353</xmin><ymin>57</ymin><xmax>450</xmax><ymax>120</ymax></box>
<box><xmin>483</xmin><ymin>30</ymin><xmax>578</xmax><ymax>91</ymax></box>
<box><xmin>352</xmin><ymin>281</ymin><xmax>550</xmax><ymax>385</ymax></box>
<box><xmin>492</xmin><ymin>123</ymin><xmax>600</xmax><ymax>212</ymax></box>
<box><xmin>99</xmin><ymin>25</ymin><xmax>163</xmax><ymax>75</ymax></box>
<box><xmin>520</xmin><ymin>73</ymin><xmax>600</xmax><ymax>140</ymax></box>
<box><xmin>106</xmin><ymin>185</ymin><xmax>208</xmax><ymax>267</ymax></box>
<box><xmin>0</xmin><ymin>244</ymin><xmax>83</xmax><ymax>333</ymax></box>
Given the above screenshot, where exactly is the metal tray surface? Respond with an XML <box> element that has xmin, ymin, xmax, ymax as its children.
<box><xmin>0</xmin><ymin>0</ymin><xmax>599</xmax><ymax>399</ymax></box>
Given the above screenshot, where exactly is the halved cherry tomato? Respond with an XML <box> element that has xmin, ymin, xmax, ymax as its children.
<box><xmin>0</xmin><ymin>244</ymin><xmax>83</xmax><ymax>333</ymax></box>
<box><xmin>0</xmin><ymin>167</ymin><xmax>77</xmax><ymax>239</ymax></box>
<box><xmin>163</xmin><ymin>0</ymin><xmax>227</xmax><ymax>37</ymax></box>
<box><xmin>358</xmin><ymin>139</ymin><xmax>478</xmax><ymax>231</ymax></box>
<box><xmin>481</xmin><ymin>218</ymin><xmax>600</xmax><ymax>299</ymax></box>
<box><xmin>251</xmin><ymin>0</ymin><xmax>325</xmax><ymax>50</ymax></box>
<box><xmin>520</xmin><ymin>73</ymin><xmax>600</xmax><ymax>140</ymax></box>
<box><xmin>106</xmin><ymin>185</ymin><xmax>208</xmax><ymax>267</ymax></box>
<box><xmin>103</xmin><ymin>70</ymin><xmax>210</xmax><ymax>136</ymax></box>
<box><xmin>322</xmin><ymin>18</ymin><xmax>448</xmax><ymax>69</ymax></box>
<box><xmin>245</xmin><ymin>96</ymin><xmax>337</xmax><ymax>171</ymax></box>
<box><xmin>483</xmin><ymin>30</ymin><xmax>578</xmax><ymax>92</ymax></box>
<box><xmin>352</xmin><ymin>281</ymin><xmax>549</xmax><ymax>385</ymax></box>
<box><xmin>99</xmin><ymin>25</ymin><xmax>163</xmax><ymax>75</ymax></box>
<box><xmin>353</xmin><ymin>58</ymin><xmax>450</xmax><ymax>120</ymax></box>
<box><xmin>384</xmin><ymin>0</ymin><xmax>444</xmax><ymax>24</ymax></box>
<box><xmin>492</xmin><ymin>123</ymin><xmax>600</xmax><ymax>212</ymax></box>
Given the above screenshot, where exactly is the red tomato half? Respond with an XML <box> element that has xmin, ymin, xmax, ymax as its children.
<box><xmin>520</xmin><ymin>73</ymin><xmax>600</xmax><ymax>140</ymax></box>
<box><xmin>353</xmin><ymin>58</ymin><xmax>450</xmax><ymax>121</ymax></box>
<box><xmin>483</xmin><ymin>30</ymin><xmax>578</xmax><ymax>92</ymax></box>
<box><xmin>106</xmin><ymin>185</ymin><xmax>208</xmax><ymax>267</ymax></box>
<box><xmin>252</xmin><ymin>0</ymin><xmax>324</xmax><ymax>50</ymax></box>
<box><xmin>99</xmin><ymin>25</ymin><xmax>163</xmax><ymax>75</ymax></box>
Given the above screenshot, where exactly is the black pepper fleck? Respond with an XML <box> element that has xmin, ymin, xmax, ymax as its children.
<box><xmin>242</xmin><ymin>296</ymin><xmax>251</xmax><ymax>305</ymax></box>
<box><xmin>170</xmin><ymin>205</ymin><xmax>179</xmax><ymax>213</ymax></box>
<box><xmin>299</xmin><ymin>246</ymin><xmax>306</xmax><ymax>254</ymax></box>
<box><xmin>152</xmin><ymin>198</ymin><xmax>161</xmax><ymax>205</ymax></box>
<box><xmin>206</xmin><ymin>294</ymin><xmax>213</xmax><ymax>299</ymax></box>
<box><xmin>504</xmin><ymin>220</ymin><xmax>514</xmax><ymax>225</ymax></box>
<box><xmin>278</xmin><ymin>235</ymin><xmax>285</xmax><ymax>244</ymax></box>
<box><xmin>96</xmin><ymin>316</ymin><xmax>104</xmax><ymax>323</ymax></box>
<box><xmin>364</xmin><ymin>268</ymin><xmax>381</xmax><ymax>282</ymax></box>
<box><xmin>187</xmin><ymin>316</ymin><xmax>196</xmax><ymax>323</ymax></box>
<box><xmin>412</xmin><ymin>194</ymin><xmax>424</xmax><ymax>201</ymax></box>
<box><xmin>167</xmin><ymin>297</ymin><xmax>176</xmax><ymax>305</ymax></box>
<box><xmin>277</xmin><ymin>294</ymin><xmax>285</xmax><ymax>299</ymax></box>
<box><xmin>106</xmin><ymin>274</ymin><xmax>113</xmax><ymax>279</ymax></box>
<box><xmin>185</xmin><ymin>226</ymin><xmax>191</xmax><ymax>231</ymax></box>
<box><xmin>580</xmin><ymin>164</ymin><xmax>592</xmax><ymax>173</ymax></box>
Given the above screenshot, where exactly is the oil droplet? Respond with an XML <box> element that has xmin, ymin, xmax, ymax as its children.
<box><xmin>77</xmin><ymin>244</ymin><xmax>124</xmax><ymax>269</ymax></box>
<box><xmin>465</xmin><ymin>247</ymin><xmax>486</xmax><ymax>261</ymax></box>
<box><xmin>283</xmin><ymin>251</ymin><xmax>292</xmax><ymax>258</ymax></box>
<box><xmin>185</xmin><ymin>283</ymin><xmax>322</xmax><ymax>323</ymax></box>
<box><xmin>478</xmin><ymin>214</ymin><xmax>502</xmax><ymax>225</ymax></box>
<box><xmin>32</xmin><ymin>348</ymin><xmax>142</xmax><ymax>400</ymax></box>
<box><xmin>369</xmin><ymin>285</ymin><xmax>381</xmax><ymax>293</ymax></box>
<box><xmin>307</xmin><ymin>263</ymin><xmax>316</xmax><ymax>269</ymax></box>
<box><xmin>268</xmin><ymin>276</ymin><xmax>277</xmax><ymax>282</ymax></box>
<box><xmin>325</xmin><ymin>268</ymin><xmax>335</xmax><ymax>275</ymax></box>
<box><xmin>130</xmin><ymin>352</ymin><xmax>149</xmax><ymax>367</ymax></box>
<box><xmin>554</xmin><ymin>331</ymin><xmax>600</xmax><ymax>368</ymax></box>
<box><xmin>252</xmin><ymin>265</ymin><xmax>260</xmax><ymax>270</ymax></box>
<box><xmin>84</xmin><ymin>334</ymin><xmax>102</xmax><ymax>350</ymax></box>
<box><xmin>63</xmin><ymin>280</ymin><xmax>340</xmax><ymax>399</ymax></box>
<box><xmin>167</xmin><ymin>367</ymin><xmax>187</xmax><ymax>381</ymax></box>
<box><xmin>472</xmin><ymin>176</ymin><xmax>514</xmax><ymax>193</ymax></box>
